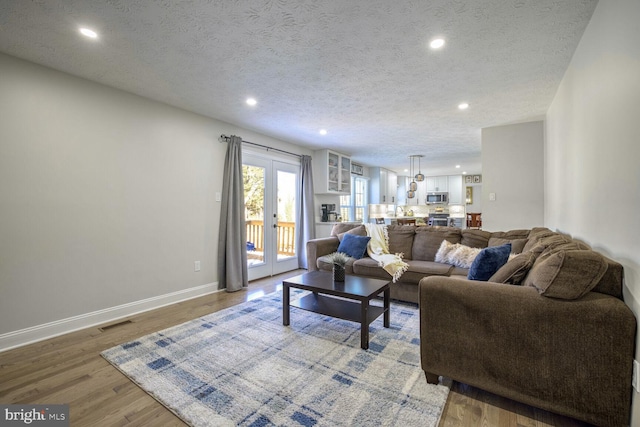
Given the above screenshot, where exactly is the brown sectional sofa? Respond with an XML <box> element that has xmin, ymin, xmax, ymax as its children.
<box><xmin>306</xmin><ymin>223</ymin><xmax>530</xmax><ymax>303</ymax></box>
<box><xmin>306</xmin><ymin>224</ymin><xmax>636</xmax><ymax>426</ymax></box>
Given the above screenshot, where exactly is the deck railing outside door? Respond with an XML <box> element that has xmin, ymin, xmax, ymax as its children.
<box><xmin>246</xmin><ymin>220</ymin><xmax>296</xmax><ymax>256</ymax></box>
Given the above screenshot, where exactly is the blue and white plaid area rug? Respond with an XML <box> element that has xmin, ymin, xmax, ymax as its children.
<box><xmin>101</xmin><ymin>290</ymin><xmax>450</xmax><ymax>426</ymax></box>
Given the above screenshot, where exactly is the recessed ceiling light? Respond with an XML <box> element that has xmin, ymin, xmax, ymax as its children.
<box><xmin>319</xmin><ymin>129</ymin><xmax>327</xmax><ymax>135</ymax></box>
<box><xmin>462</xmin><ymin>171</ymin><xmax>467</xmax><ymax>175</ymax></box>
<box><xmin>455</xmin><ymin>165</ymin><xmax>461</xmax><ymax>168</ymax></box>
<box><xmin>246</xmin><ymin>98</ymin><xmax>257</xmax><ymax>106</ymax></box>
<box><xmin>458</xmin><ymin>102</ymin><xmax>469</xmax><ymax>110</ymax></box>
<box><xmin>429</xmin><ymin>38</ymin><xmax>445</xmax><ymax>49</ymax></box>
<box><xmin>79</xmin><ymin>28</ymin><xmax>98</xmax><ymax>39</ymax></box>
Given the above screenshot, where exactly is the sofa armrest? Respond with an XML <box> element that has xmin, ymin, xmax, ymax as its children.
<box><xmin>306</xmin><ymin>237</ymin><xmax>340</xmax><ymax>271</ymax></box>
<box><xmin>419</xmin><ymin>276</ymin><xmax>636</xmax><ymax>426</ymax></box>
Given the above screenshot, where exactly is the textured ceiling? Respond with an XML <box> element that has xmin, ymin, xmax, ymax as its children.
<box><xmin>0</xmin><ymin>0</ymin><xmax>597</xmax><ymax>175</ymax></box>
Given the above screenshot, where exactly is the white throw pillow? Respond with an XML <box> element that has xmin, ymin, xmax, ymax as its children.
<box><xmin>435</xmin><ymin>240</ymin><xmax>482</xmax><ymax>268</ymax></box>
<box><xmin>435</xmin><ymin>240</ymin><xmax>459</xmax><ymax>263</ymax></box>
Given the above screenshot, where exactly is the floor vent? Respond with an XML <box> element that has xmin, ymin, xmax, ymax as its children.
<box><xmin>99</xmin><ymin>320</ymin><xmax>133</xmax><ymax>332</ymax></box>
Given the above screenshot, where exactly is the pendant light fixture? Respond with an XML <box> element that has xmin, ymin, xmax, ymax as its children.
<box><xmin>415</xmin><ymin>155</ymin><xmax>425</xmax><ymax>182</ymax></box>
<box><xmin>407</xmin><ymin>155</ymin><xmax>417</xmax><ymax>199</ymax></box>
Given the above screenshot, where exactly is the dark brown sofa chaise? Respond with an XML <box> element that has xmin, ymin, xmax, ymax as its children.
<box><xmin>307</xmin><ymin>224</ymin><xmax>636</xmax><ymax>426</ymax></box>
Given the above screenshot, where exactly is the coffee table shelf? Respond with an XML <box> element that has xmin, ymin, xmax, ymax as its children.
<box><xmin>292</xmin><ymin>293</ymin><xmax>386</xmax><ymax>325</ymax></box>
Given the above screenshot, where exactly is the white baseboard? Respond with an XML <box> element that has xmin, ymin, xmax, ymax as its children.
<box><xmin>0</xmin><ymin>282</ymin><xmax>220</xmax><ymax>353</ymax></box>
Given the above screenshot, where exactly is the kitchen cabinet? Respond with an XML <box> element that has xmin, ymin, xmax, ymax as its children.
<box><xmin>369</xmin><ymin>167</ymin><xmax>398</xmax><ymax>204</ymax></box>
<box><xmin>426</xmin><ymin>176</ymin><xmax>448</xmax><ymax>192</ymax></box>
<box><xmin>447</xmin><ymin>175</ymin><xmax>463</xmax><ymax>205</ymax></box>
<box><xmin>313</xmin><ymin>149</ymin><xmax>351</xmax><ymax>194</ymax></box>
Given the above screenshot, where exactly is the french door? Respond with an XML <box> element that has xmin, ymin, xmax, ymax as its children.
<box><xmin>243</xmin><ymin>153</ymin><xmax>299</xmax><ymax>281</ymax></box>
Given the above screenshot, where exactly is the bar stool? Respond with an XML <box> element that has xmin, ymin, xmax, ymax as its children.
<box><xmin>397</xmin><ymin>218</ymin><xmax>416</xmax><ymax>226</ymax></box>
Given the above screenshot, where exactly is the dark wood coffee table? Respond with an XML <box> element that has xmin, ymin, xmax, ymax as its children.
<box><xmin>282</xmin><ymin>270</ymin><xmax>390</xmax><ymax>349</ymax></box>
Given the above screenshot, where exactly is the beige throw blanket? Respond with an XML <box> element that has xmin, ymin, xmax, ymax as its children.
<box><xmin>364</xmin><ymin>223</ymin><xmax>409</xmax><ymax>283</ymax></box>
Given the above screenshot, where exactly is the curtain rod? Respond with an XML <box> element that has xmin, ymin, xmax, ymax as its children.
<box><xmin>219</xmin><ymin>134</ymin><xmax>302</xmax><ymax>159</ymax></box>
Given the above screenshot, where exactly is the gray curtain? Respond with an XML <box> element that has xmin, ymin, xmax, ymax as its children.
<box><xmin>217</xmin><ymin>135</ymin><xmax>248</xmax><ymax>292</ymax></box>
<box><xmin>297</xmin><ymin>155</ymin><xmax>316</xmax><ymax>268</ymax></box>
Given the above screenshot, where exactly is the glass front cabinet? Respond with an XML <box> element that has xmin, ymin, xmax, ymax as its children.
<box><xmin>313</xmin><ymin>149</ymin><xmax>351</xmax><ymax>194</ymax></box>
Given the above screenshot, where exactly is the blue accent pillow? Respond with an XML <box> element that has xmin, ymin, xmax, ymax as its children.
<box><xmin>337</xmin><ymin>233</ymin><xmax>371</xmax><ymax>260</ymax></box>
<box><xmin>467</xmin><ymin>243</ymin><xmax>512</xmax><ymax>281</ymax></box>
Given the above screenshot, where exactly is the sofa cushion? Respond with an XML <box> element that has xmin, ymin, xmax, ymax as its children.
<box><xmin>335</xmin><ymin>224</ymin><xmax>366</xmax><ymax>241</ymax></box>
<box><xmin>460</xmin><ymin>229</ymin><xmax>492</xmax><ymax>248</ymax></box>
<box><xmin>490</xmin><ymin>229</ymin><xmax>531</xmax><ymax>240</ymax></box>
<box><xmin>412</xmin><ymin>227</ymin><xmax>461</xmax><ymax>261</ymax></box>
<box><xmin>387</xmin><ymin>225</ymin><xmax>416</xmax><ymax>260</ymax></box>
<box><xmin>523</xmin><ymin>250</ymin><xmax>608</xmax><ymax>299</ymax></box>
<box><xmin>468</xmin><ymin>243</ymin><xmax>512</xmax><ymax>281</ymax></box>
<box><xmin>449</xmin><ymin>266</ymin><xmax>470</xmax><ymax>276</ymax></box>
<box><xmin>488</xmin><ymin>251</ymin><xmax>537</xmax><ymax>285</ymax></box>
<box><xmin>351</xmin><ymin>257</ymin><xmax>392</xmax><ymax>280</ymax></box>
<box><xmin>488</xmin><ymin>237</ymin><xmax>528</xmax><ymax>254</ymax></box>
<box><xmin>400</xmin><ymin>260</ymin><xmax>454</xmax><ymax>283</ymax></box>
<box><xmin>522</xmin><ymin>228</ymin><xmax>557</xmax><ymax>252</ymax></box>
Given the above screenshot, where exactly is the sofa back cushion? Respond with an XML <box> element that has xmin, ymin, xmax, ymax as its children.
<box><xmin>331</xmin><ymin>223</ymin><xmax>364</xmax><ymax>239</ymax></box>
<box><xmin>412</xmin><ymin>227</ymin><xmax>461</xmax><ymax>261</ymax></box>
<box><xmin>488</xmin><ymin>237</ymin><xmax>528</xmax><ymax>254</ymax></box>
<box><xmin>523</xmin><ymin>250</ymin><xmax>608</xmax><ymax>299</ymax></box>
<box><xmin>460</xmin><ymin>229</ymin><xmax>492</xmax><ymax>248</ymax></box>
<box><xmin>387</xmin><ymin>225</ymin><xmax>416</xmax><ymax>260</ymax></box>
<box><xmin>522</xmin><ymin>227</ymin><xmax>557</xmax><ymax>252</ymax></box>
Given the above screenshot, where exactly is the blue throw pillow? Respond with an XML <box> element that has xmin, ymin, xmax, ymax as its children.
<box><xmin>467</xmin><ymin>243</ymin><xmax>512</xmax><ymax>281</ymax></box>
<box><xmin>337</xmin><ymin>233</ymin><xmax>371</xmax><ymax>260</ymax></box>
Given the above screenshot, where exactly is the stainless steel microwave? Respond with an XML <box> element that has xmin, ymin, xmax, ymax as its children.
<box><xmin>425</xmin><ymin>192</ymin><xmax>448</xmax><ymax>204</ymax></box>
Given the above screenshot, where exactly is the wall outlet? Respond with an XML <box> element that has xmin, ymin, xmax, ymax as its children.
<box><xmin>194</xmin><ymin>261</ymin><xmax>201</xmax><ymax>272</ymax></box>
<box><xmin>215</xmin><ymin>192</ymin><xmax>222</xmax><ymax>202</ymax></box>
<box><xmin>633</xmin><ymin>360</ymin><xmax>640</xmax><ymax>392</ymax></box>
<box><xmin>489</xmin><ymin>192</ymin><xmax>496</xmax><ymax>201</ymax></box>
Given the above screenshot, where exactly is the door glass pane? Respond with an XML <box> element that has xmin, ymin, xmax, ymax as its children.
<box><xmin>276</xmin><ymin>170</ymin><xmax>296</xmax><ymax>260</ymax></box>
<box><xmin>243</xmin><ymin>164</ymin><xmax>265</xmax><ymax>267</ymax></box>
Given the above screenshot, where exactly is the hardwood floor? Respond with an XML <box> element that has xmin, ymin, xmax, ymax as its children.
<box><xmin>0</xmin><ymin>270</ymin><xmax>592</xmax><ymax>426</ymax></box>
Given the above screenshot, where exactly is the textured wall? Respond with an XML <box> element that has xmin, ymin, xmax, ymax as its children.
<box><xmin>545</xmin><ymin>0</ymin><xmax>640</xmax><ymax>423</ymax></box>
<box><xmin>0</xmin><ymin>53</ymin><xmax>309</xmax><ymax>336</ymax></box>
<box><xmin>480</xmin><ymin>121</ymin><xmax>544</xmax><ymax>231</ymax></box>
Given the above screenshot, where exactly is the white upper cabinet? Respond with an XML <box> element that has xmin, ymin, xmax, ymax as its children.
<box><xmin>447</xmin><ymin>175</ymin><xmax>463</xmax><ymax>205</ymax></box>
<box><xmin>369</xmin><ymin>167</ymin><xmax>398</xmax><ymax>204</ymax></box>
<box><xmin>313</xmin><ymin>149</ymin><xmax>351</xmax><ymax>194</ymax></box>
<box><xmin>426</xmin><ymin>176</ymin><xmax>448</xmax><ymax>192</ymax></box>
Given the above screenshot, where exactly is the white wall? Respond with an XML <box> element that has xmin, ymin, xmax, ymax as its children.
<box><xmin>464</xmin><ymin>183</ymin><xmax>482</xmax><ymax>214</ymax></box>
<box><xmin>0</xmin><ymin>53</ymin><xmax>310</xmax><ymax>342</ymax></box>
<box><xmin>480</xmin><ymin>121</ymin><xmax>544</xmax><ymax>231</ymax></box>
<box><xmin>545</xmin><ymin>0</ymin><xmax>640</xmax><ymax>423</ymax></box>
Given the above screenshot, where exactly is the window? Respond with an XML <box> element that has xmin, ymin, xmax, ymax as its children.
<box><xmin>340</xmin><ymin>176</ymin><xmax>368</xmax><ymax>222</ymax></box>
